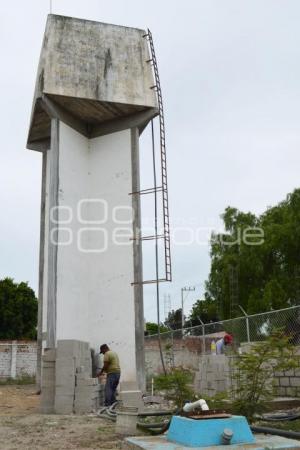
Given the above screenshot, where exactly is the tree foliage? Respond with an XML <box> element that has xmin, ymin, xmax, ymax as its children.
<box><xmin>188</xmin><ymin>297</ymin><xmax>219</xmax><ymax>326</ymax></box>
<box><xmin>205</xmin><ymin>189</ymin><xmax>300</xmax><ymax>318</ymax></box>
<box><xmin>164</xmin><ymin>308</ymin><xmax>183</xmax><ymax>330</ymax></box>
<box><xmin>154</xmin><ymin>367</ymin><xmax>194</xmax><ymax>408</ymax></box>
<box><xmin>0</xmin><ymin>278</ymin><xmax>37</xmax><ymax>339</ymax></box>
<box><xmin>145</xmin><ymin>322</ymin><xmax>169</xmax><ymax>335</ymax></box>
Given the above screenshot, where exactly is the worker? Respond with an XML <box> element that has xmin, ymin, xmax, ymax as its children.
<box><xmin>216</xmin><ymin>334</ymin><xmax>233</xmax><ymax>354</ymax></box>
<box><xmin>98</xmin><ymin>344</ymin><xmax>121</xmax><ymax>406</ymax></box>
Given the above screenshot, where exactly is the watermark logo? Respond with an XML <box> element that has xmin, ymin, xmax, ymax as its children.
<box><xmin>49</xmin><ymin>199</ymin><xmax>265</xmax><ymax>252</ymax></box>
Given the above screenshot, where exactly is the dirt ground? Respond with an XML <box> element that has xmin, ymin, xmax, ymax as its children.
<box><xmin>0</xmin><ymin>385</ymin><xmax>122</xmax><ymax>450</ymax></box>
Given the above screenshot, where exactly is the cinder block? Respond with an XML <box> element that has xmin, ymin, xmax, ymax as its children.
<box><xmin>56</xmin><ymin>374</ymin><xmax>75</xmax><ymax>385</ymax></box>
<box><xmin>76</xmin><ymin>378</ymin><xmax>98</xmax><ymax>386</ymax></box>
<box><xmin>286</xmin><ymin>387</ymin><xmax>297</xmax><ymax>397</ymax></box>
<box><xmin>55</xmin><ymin>394</ymin><xmax>74</xmax><ymax>413</ymax></box>
<box><xmin>274</xmin><ymin>371</ymin><xmax>284</xmax><ymax>377</ymax></box>
<box><xmin>280</xmin><ymin>377</ymin><xmax>290</xmax><ymax>387</ymax></box>
<box><xmin>57</xmin><ymin>340</ymin><xmax>81</xmax><ymax>356</ymax></box>
<box><xmin>290</xmin><ymin>377</ymin><xmax>300</xmax><ymax>387</ymax></box>
<box><xmin>56</xmin><ymin>357</ymin><xmax>76</xmax><ymax>368</ymax></box>
<box><xmin>216</xmin><ymin>381</ymin><xmax>226</xmax><ymax>391</ymax></box>
<box><xmin>276</xmin><ymin>387</ymin><xmax>287</xmax><ymax>396</ymax></box>
<box><xmin>41</xmin><ymin>385</ymin><xmax>55</xmax><ymax>414</ymax></box>
<box><xmin>76</xmin><ymin>373</ymin><xmax>89</xmax><ymax>382</ymax></box>
<box><xmin>285</xmin><ymin>369</ymin><xmax>295</xmax><ymax>377</ymax></box>
<box><xmin>56</xmin><ymin>384</ymin><xmax>75</xmax><ymax>396</ymax></box>
<box><xmin>40</xmin><ymin>404</ymin><xmax>55</xmax><ymax>414</ymax></box>
<box><xmin>75</xmin><ymin>386</ymin><xmax>100</xmax><ymax>397</ymax></box>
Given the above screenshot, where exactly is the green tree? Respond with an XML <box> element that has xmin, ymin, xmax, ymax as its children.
<box><xmin>0</xmin><ymin>278</ymin><xmax>37</xmax><ymax>339</ymax></box>
<box><xmin>164</xmin><ymin>308</ymin><xmax>183</xmax><ymax>330</ymax></box>
<box><xmin>145</xmin><ymin>322</ymin><xmax>169</xmax><ymax>335</ymax></box>
<box><xmin>188</xmin><ymin>297</ymin><xmax>219</xmax><ymax>327</ymax></box>
<box><xmin>205</xmin><ymin>189</ymin><xmax>300</xmax><ymax>318</ymax></box>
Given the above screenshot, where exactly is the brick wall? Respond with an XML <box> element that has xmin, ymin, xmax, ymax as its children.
<box><xmin>274</xmin><ymin>368</ymin><xmax>300</xmax><ymax>397</ymax></box>
<box><xmin>0</xmin><ymin>341</ymin><xmax>37</xmax><ymax>379</ymax></box>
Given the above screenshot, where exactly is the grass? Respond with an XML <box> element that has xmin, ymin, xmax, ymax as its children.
<box><xmin>0</xmin><ymin>375</ymin><xmax>35</xmax><ymax>385</ymax></box>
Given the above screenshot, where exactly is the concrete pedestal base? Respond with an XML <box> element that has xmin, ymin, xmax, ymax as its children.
<box><xmin>122</xmin><ymin>434</ymin><xmax>300</xmax><ymax>449</ymax></box>
<box><xmin>167</xmin><ymin>415</ymin><xmax>254</xmax><ymax>447</ymax></box>
<box><xmin>116</xmin><ymin>407</ymin><xmax>139</xmax><ymax>435</ymax></box>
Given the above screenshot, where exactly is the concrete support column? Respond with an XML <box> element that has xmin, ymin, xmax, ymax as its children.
<box><xmin>46</xmin><ymin>119</ymin><xmax>59</xmax><ymax>349</ymax></box>
<box><xmin>131</xmin><ymin>127</ymin><xmax>145</xmax><ymax>392</ymax></box>
<box><xmin>36</xmin><ymin>151</ymin><xmax>47</xmax><ymax>389</ymax></box>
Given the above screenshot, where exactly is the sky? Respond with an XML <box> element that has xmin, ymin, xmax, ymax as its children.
<box><xmin>1</xmin><ymin>0</ymin><xmax>300</xmax><ymax>323</ymax></box>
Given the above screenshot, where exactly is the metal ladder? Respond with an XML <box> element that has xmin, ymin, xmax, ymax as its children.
<box><xmin>131</xmin><ymin>29</ymin><xmax>172</xmax><ymax>285</ymax></box>
<box><xmin>147</xmin><ymin>29</ymin><xmax>172</xmax><ymax>283</ymax></box>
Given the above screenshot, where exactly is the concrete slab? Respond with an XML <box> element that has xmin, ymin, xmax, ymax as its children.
<box><xmin>123</xmin><ymin>434</ymin><xmax>300</xmax><ymax>449</ymax></box>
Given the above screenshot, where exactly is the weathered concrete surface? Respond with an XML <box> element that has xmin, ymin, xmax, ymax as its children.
<box><xmin>27</xmin><ymin>14</ymin><xmax>158</xmax><ymax>149</ymax></box>
<box><xmin>122</xmin><ymin>434</ymin><xmax>300</xmax><ymax>449</ymax></box>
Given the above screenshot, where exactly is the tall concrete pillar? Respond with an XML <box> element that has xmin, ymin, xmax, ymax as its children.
<box><xmin>27</xmin><ymin>15</ymin><xmax>158</xmax><ymax>392</ymax></box>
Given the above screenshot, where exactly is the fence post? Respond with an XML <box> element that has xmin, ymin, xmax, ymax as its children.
<box><xmin>10</xmin><ymin>341</ymin><xmax>17</xmax><ymax>379</ymax></box>
<box><xmin>198</xmin><ymin>317</ymin><xmax>206</xmax><ymax>354</ymax></box>
<box><xmin>239</xmin><ymin>305</ymin><xmax>250</xmax><ymax>343</ymax></box>
<box><xmin>171</xmin><ymin>331</ymin><xmax>175</xmax><ymax>366</ymax></box>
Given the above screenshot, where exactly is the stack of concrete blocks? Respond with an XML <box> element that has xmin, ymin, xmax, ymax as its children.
<box><xmin>40</xmin><ymin>339</ymin><xmax>103</xmax><ymax>414</ymax></box>
<box><xmin>194</xmin><ymin>355</ymin><xmax>232</xmax><ymax>397</ymax></box>
<box><xmin>40</xmin><ymin>349</ymin><xmax>56</xmax><ymax>413</ymax></box>
<box><xmin>74</xmin><ymin>366</ymin><xmax>102</xmax><ymax>414</ymax></box>
<box><xmin>55</xmin><ymin>340</ymin><xmax>97</xmax><ymax>414</ymax></box>
<box><xmin>54</xmin><ymin>340</ymin><xmax>77</xmax><ymax>414</ymax></box>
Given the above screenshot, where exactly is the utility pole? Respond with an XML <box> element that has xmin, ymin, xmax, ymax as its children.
<box><xmin>181</xmin><ymin>286</ymin><xmax>195</xmax><ymax>331</ymax></box>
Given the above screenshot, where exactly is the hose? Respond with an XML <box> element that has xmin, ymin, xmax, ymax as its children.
<box><xmin>137</xmin><ymin>421</ymin><xmax>169</xmax><ymax>429</ymax></box>
<box><xmin>137</xmin><ymin>418</ymin><xmax>171</xmax><ymax>435</ymax></box>
<box><xmin>251</xmin><ymin>425</ymin><xmax>300</xmax><ymax>440</ymax></box>
<box><xmin>260</xmin><ymin>413</ymin><xmax>300</xmax><ymax>422</ymax></box>
<box><xmin>138</xmin><ymin>410</ymin><xmax>174</xmax><ymax>417</ymax></box>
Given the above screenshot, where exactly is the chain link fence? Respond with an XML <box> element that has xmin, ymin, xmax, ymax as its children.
<box><xmin>145</xmin><ymin>305</ymin><xmax>300</xmax><ymax>355</ymax></box>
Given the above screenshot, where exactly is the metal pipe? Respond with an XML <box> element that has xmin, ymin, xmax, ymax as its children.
<box><xmin>238</xmin><ymin>305</ymin><xmax>250</xmax><ymax>343</ymax></box>
<box><xmin>151</xmin><ymin>119</ymin><xmax>166</xmax><ymax>375</ymax></box>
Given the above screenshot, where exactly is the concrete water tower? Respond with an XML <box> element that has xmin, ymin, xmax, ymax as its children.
<box><xmin>27</xmin><ymin>14</ymin><xmax>171</xmax><ymax>411</ymax></box>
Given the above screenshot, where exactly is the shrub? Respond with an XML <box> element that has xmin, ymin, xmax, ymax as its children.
<box><xmin>154</xmin><ymin>367</ymin><xmax>194</xmax><ymax>408</ymax></box>
<box><xmin>231</xmin><ymin>331</ymin><xmax>298</xmax><ymax>420</ymax></box>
